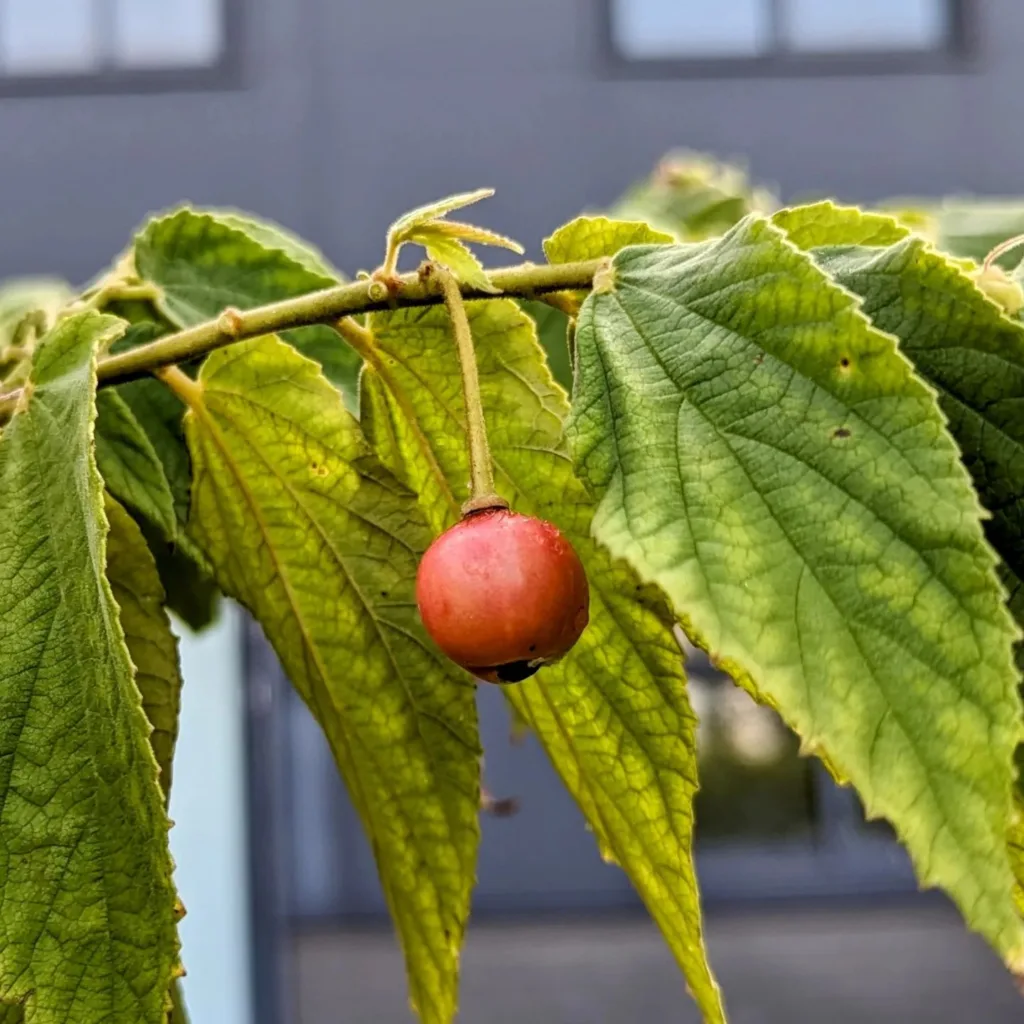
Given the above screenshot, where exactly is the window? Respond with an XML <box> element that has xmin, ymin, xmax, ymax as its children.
<box><xmin>0</xmin><ymin>0</ymin><xmax>236</xmax><ymax>93</ymax></box>
<box><xmin>606</xmin><ymin>0</ymin><xmax>965</xmax><ymax>71</ymax></box>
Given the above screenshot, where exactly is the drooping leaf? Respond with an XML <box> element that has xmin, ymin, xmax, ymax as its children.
<box><xmin>96</xmin><ymin>389</ymin><xmax>178</xmax><ymax>540</ymax></box>
<box><xmin>360</xmin><ymin>301</ymin><xmax>726</xmax><ymax>1023</ymax></box>
<box><xmin>568</xmin><ymin>217</ymin><xmax>1024</xmax><ymax>971</ymax></box>
<box><xmin>150</xmin><ymin>539</ymin><xmax>221</xmax><ymax>633</ymax></box>
<box><xmin>108</xmin><ymin>367</ymin><xmax>221</xmax><ymax>632</ymax></box>
<box><xmin>133</xmin><ymin>208</ymin><xmax>361</xmax><ymax>402</ymax></box>
<box><xmin>104</xmin><ymin>495</ymin><xmax>183</xmax><ymax>802</ymax></box>
<box><xmin>116</xmin><ymin>375</ymin><xmax>191</xmax><ymax>526</ymax></box>
<box><xmin>108</xmin><ymin>323</ymin><xmax>192</xmax><ymax>529</ymax></box>
<box><xmin>0</xmin><ymin>312</ymin><xmax>179</xmax><ymax>1023</ymax></box>
<box><xmin>170</xmin><ymin>337</ymin><xmax>480</xmax><ymax>1024</ymax></box>
<box><xmin>777</xmin><ymin>203</ymin><xmax>1024</xmax><ymax>646</ymax></box>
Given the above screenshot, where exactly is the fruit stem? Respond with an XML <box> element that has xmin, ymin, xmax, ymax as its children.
<box><xmin>435</xmin><ymin>265</ymin><xmax>504</xmax><ymax>513</ymax></box>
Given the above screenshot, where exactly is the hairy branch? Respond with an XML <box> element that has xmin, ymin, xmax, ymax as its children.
<box><xmin>0</xmin><ymin>258</ymin><xmax>602</xmax><ymax>423</ymax></box>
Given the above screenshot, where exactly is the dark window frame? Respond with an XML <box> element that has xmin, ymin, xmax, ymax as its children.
<box><xmin>0</xmin><ymin>0</ymin><xmax>242</xmax><ymax>98</ymax></box>
<box><xmin>599</xmin><ymin>0</ymin><xmax>974</xmax><ymax>79</ymax></box>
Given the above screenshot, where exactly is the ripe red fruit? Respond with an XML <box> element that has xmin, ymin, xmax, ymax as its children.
<box><xmin>416</xmin><ymin>508</ymin><xmax>590</xmax><ymax>683</ymax></box>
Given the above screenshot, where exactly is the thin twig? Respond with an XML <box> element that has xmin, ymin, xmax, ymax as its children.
<box><xmin>435</xmin><ymin>265</ymin><xmax>502</xmax><ymax>512</ymax></box>
<box><xmin>0</xmin><ymin>258</ymin><xmax>602</xmax><ymax>424</ymax></box>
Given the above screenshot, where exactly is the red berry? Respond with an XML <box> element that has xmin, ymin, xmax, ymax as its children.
<box><xmin>416</xmin><ymin>508</ymin><xmax>590</xmax><ymax>684</ymax></box>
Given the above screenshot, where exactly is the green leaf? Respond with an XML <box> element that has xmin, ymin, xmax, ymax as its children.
<box><xmin>360</xmin><ymin>301</ymin><xmax>726</xmax><ymax>1023</ymax></box>
<box><xmin>411</xmin><ymin>232</ymin><xmax>498</xmax><ymax>294</ymax></box>
<box><xmin>96</xmin><ymin>389</ymin><xmax>178</xmax><ymax>540</ymax></box>
<box><xmin>111</xmin><ymin>325</ymin><xmax>192</xmax><ymax>526</ymax></box>
<box><xmin>778</xmin><ymin>204</ymin><xmax>1024</xmax><ymax>651</ymax></box>
<box><xmin>105</xmin><ymin>495</ymin><xmax>183</xmax><ymax>801</ymax></box>
<box><xmin>773</xmin><ymin>201</ymin><xmax>910</xmax><ymax>249</ymax></box>
<box><xmin>0</xmin><ymin>312</ymin><xmax>179</xmax><ymax>1023</ymax></box>
<box><xmin>420</xmin><ymin>220</ymin><xmax>523</xmax><ymax>253</ymax></box>
<box><xmin>205</xmin><ymin>209</ymin><xmax>343</xmax><ymax>280</ymax></box>
<box><xmin>150</xmin><ymin>539</ymin><xmax>221</xmax><ymax>633</ymax></box>
<box><xmin>174</xmin><ymin>337</ymin><xmax>480</xmax><ymax>1024</ymax></box>
<box><xmin>388</xmin><ymin>188</ymin><xmax>495</xmax><ymax>240</ymax></box>
<box><xmin>134</xmin><ymin>208</ymin><xmax>361</xmax><ymax>402</ymax></box>
<box><xmin>568</xmin><ymin>217</ymin><xmax>1024</xmax><ymax>971</ymax></box>
<box><xmin>544</xmin><ymin>216</ymin><xmax>674</xmax><ymax>263</ymax></box>
<box><xmin>106</xmin><ymin>321</ymin><xmax>222</xmax><ymax>626</ymax></box>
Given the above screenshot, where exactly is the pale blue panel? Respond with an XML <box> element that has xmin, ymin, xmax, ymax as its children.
<box><xmin>1</xmin><ymin>0</ymin><xmax>97</xmax><ymax>74</ymax></box>
<box><xmin>170</xmin><ymin>606</ymin><xmax>253</xmax><ymax>1024</ymax></box>
<box><xmin>114</xmin><ymin>0</ymin><xmax>222</xmax><ymax>68</ymax></box>
<box><xmin>782</xmin><ymin>0</ymin><xmax>946</xmax><ymax>52</ymax></box>
<box><xmin>610</xmin><ymin>0</ymin><xmax>771</xmax><ymax>58</ymax></box>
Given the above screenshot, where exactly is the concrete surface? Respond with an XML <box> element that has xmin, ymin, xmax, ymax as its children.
<box><xmin>293</xmin><ymin>904</ymin><xmax>1024</xmax><ymax>1023</ymax></box>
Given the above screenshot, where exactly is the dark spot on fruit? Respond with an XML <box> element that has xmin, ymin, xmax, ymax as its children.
<box><xmin>494</xmin><ymin>660</ymin><xmax>541</xmax><ymax>683</ymax></box>
<box><xmin>833</xmin><ymin>427</ymin><xmax>851</xmax><ymax>439</ymax></box>
<box><xmin>839</xmin><ymin>357</ymin><xmax>851</xmax><ymax>370</ymax></box>
<box><xmin>380</xmin><ymin>590</ymin><xmax>388</xmax><ymax>597</ymax></box>
<box><xmin>529</xmin><ymin>644</ymin><xmax>536</xmax><ymax>652</ymax></box>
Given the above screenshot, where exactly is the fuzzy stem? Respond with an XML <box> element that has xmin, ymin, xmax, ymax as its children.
<box><xmin>0</xmin><ymin>258</ymin><xmax>601</xmax><ymax>424</ymax></box>
<box><xmin>435</xmin><ymin>266</ymin><xmax>503</xmax><ymax>512</ymax></box>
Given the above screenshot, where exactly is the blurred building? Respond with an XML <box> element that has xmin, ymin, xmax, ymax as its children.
<box><xmin>1</xmin><ymin>1</ymin><xmax>1022</xmax><ymax>1021</ymax></box>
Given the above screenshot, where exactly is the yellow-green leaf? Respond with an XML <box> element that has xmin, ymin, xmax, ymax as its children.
<box><xmin>360</xmin><ymin>301</ymin><xmax>726</xmax><ymax>1023</ymax></box>
<box><xmin>544</xmin><ymin>216</ymin><xmax>674</xmax><ymax>263</ymax></box>
<box><xmin>569</xmin><ymin>217</ymin><xmax>1024</xmax><ymax>971</ymax></box>
<box><xmin>388</xmin><ymin>189</ymin><xmax>495</xmax><ymax>240</ymax></box>
<box><xmin>134</xmin><ymin>208</ymin><xmax>361</xmax><ymax>401</ymax></box>
<box><xmin>0</xmin><ymin>312</ymin><xmax>179</xmax><ymax>1023</ymax></box>
<box><xmin>410</xmin><ymin>232</ymin><xmax>498</xmax><ymax>294</ymax></box>
<box><xmin>173</xmin><ymin>338</ymin><xmax>480</xmax><ymax>1024</ymax></box>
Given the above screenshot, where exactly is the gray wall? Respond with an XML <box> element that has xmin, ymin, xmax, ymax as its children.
<box><xmin>3</xmin><ymin>0</ymin><xmax>1024</xmax><ymax>285</ymax></box>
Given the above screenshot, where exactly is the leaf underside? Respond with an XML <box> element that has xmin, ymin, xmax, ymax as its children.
<box><xmin>0</xmin><ymin>312</ymin><xmax>178</xmax><ymax>1023</ymax></box>
<box><xmin>360</xmin><ymin>299</ymin><xmax>726</xmax><ymax>1023</ymax></box>
<box><xmin>568</xmin><ymin>216</ymin><xmax>1024</xmax><ymax>968</ymax></box>
<box><xmin>178</xmin><ymin>336</ymin><xmax>480</xmax><ymax>1024</ymax></box>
